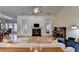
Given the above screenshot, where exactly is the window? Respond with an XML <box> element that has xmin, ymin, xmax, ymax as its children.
<box><xmin>5</xmin><ymin>23</ymin><xmax>17</xmax><ymax>33</ymax></box>
<box><xmin>5</xmin><ymin>23</ymin><xmax>9</xmax><ymax>29</ymax></box>
<box><xmin>9</xmin><ymin>23</ymin><xmax>13</xmax><ymax>28</ymax></box>
<box><xmin>14</xmin><ymin>23</ymin><xmax>17</xmax><ymax>32</ymax></box>
<box><xmin>46</xmin><ymin>23</ymin><xmax>51</xmax><ymax>33</ymax></box>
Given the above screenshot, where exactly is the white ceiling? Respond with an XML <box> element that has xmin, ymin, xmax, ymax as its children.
<box><xmin>0</xmin><ymin>6</ymin><xmax>64</xmax><ymax>19</ymax></box>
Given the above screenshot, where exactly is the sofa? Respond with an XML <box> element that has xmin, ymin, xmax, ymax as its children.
<box><xmin>58</xmin><ymin>37</ymin><xmax>79</xmax><ymax>52</ymax></box>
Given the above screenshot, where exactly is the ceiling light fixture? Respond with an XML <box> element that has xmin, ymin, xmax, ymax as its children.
<box><xmin>33</xmin><ymin>7</ymin><xmax>40</xmax><ymax>13</ymax></box>
<box><xmin>31</xmin><ymin>6</ymin><xmax>42</xmax><ymax>14</ymax></box>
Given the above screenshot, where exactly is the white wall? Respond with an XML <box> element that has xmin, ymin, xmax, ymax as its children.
<box><xmin>55</xmin><ymin>7</ymin><xmax>79</xmax><ymax>39</ymax></box>
<box><xmin>17</xmin><ymin>16</ymin><xmax>53</xmax><ymax>36</ymax></box>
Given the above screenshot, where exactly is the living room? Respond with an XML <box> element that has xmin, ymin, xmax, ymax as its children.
<box><xmin>0</xmin><ymin>6</ymin><xmax>79</xmax><ymax>52</ymax></box>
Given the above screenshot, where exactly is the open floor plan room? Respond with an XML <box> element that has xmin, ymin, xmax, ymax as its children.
<box><xmin>0</xmin><ymin>6</ymin><xmax>79</xmax><ymax>52</ymax></box>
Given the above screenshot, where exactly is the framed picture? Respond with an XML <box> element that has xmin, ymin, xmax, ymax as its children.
<box><xmin>53</xmin><ymin>27</ymin><xmax>66</xmax><ymax>38</ymax></box>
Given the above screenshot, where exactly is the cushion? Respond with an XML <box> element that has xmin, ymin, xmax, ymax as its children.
<box><xmin>58</xmin><ymin>38</ymin><xmax>65</xmax><ymax>43</ymax></box>
<box><xmin>68</xmin><ymin>37</ymin><xmax>75</xmax><ymax>41</ymax></box>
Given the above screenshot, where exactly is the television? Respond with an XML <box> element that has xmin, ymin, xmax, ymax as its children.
<box><xmin>34</xmin><ymin>23</ymin><xmax>39</xmax><ymax>27</ymax></box>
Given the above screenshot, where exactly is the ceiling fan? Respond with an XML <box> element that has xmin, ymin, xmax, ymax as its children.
<box><xmin>31</xmin><ymin>6</ymin><xmax>42</xmax><ymax>14</ymax></box>
<box><xmin>22</xmin><ymin>6</ymin><xmax>51</xmax><ymax>15</ymax></box>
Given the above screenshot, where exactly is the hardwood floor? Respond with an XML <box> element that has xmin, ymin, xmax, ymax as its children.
<box><xmin>39</xmin><ymin>47</ymin><xmax>64</xmax><ymax>52</ymax></box>
<box><xmin>0</xmin><ymin>47</ymin><xmax>32</xmax><ymax>52</ymax></box>
<box><xmin>0</xmin><ymin>47</ymin><xmax>64</xmax><ymax>52</ymax></box>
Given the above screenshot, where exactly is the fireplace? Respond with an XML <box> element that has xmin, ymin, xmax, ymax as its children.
<box><xmin>32</xmin><ymin>23</ymin><xmax>41</xmax><ymax>36</ymax></box>
<box><xmin>32</xmin><ymin>28</ymin><xmax>41</xmax><ymax>36</ymax></box>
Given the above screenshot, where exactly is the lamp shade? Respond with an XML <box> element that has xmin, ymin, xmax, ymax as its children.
<box><xmin>71</xmin><ymin>25</ymin><xmax>77</xmax><ymax>29</ymax></box>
